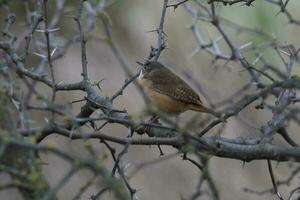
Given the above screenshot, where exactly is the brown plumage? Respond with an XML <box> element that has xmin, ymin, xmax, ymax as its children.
<box><xmin>139</xmin><ymin>62</ymin><xmax>214</xmax><ymax>115</ymax></box>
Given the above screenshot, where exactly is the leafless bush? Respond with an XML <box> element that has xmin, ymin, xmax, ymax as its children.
<box><xmin>0</xmin><ymin>0</ymin><xmax>300</xmax><ymax>199</ymax></box>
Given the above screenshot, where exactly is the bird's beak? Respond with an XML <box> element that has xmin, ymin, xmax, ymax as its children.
<box><xmin>136</xmin><ymin>61</ymin><xmax>145</xmax><ymax>78</ymax></box>
<box><xmin>138</xmin><ymin>67</ymin><xmax>144</xmax><ymax>79</ymax></box>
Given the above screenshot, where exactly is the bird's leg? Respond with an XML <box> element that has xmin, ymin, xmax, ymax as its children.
<box><xmin>135</xmin><ymin>115</ymin><xmax>160</xmax><ymax>135</ymax></box>
<box><xmin>157</xmin><ymin>145</ymin><xmax>164</xmax><ymax>156</ymax></box>
<box><xmin>149</xmin><ymin>115</ymin><xmax>165</xmax><ymax>156</ymax></box>
<box><xmin>149</xmin><ymin>114</ymin><xmax>160</xmax><ymax>124</ymax></box>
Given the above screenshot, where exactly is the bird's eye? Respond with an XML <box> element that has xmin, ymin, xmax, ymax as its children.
<box><xmin>144</xmin><ymin>65</ymin><xmax>151</xmax><ymax>72</ymax></box>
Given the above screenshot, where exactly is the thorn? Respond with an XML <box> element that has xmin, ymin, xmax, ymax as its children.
<box><xmin>56</xmin><ymin>81</ymin><xmax>64</xmax><ymax>85</ymax></box>
<box><xmin>69</xmin><ymin>128</ymin><xmax>74</xmax><ymax>139</ymax></box>
<box><xmin>212</xmin><ymin>40</ymin><xmax>221</xmax><ymax>55</ymax></box>
<box><xmin>35</xmin><ymin>27</ymin><xmax>60</xmax><ymax>33</ymax></box>
<box><xmin>145</xmin><ymin>29</ymin><xmax>159</xmax><ymax>33</ymax></box>
<box><xmin>239</xmin><ymin>42</ymin><xmax>252</xmax><ymax>50</ymax></box>
<box><xmin>252</xmin><ymin>54</ymin><xmax>262</xmax><ymax>65</ymax></box>
<box><xmin>51</xmin><ymin>47</ymin><xmax>57</xmax><ymax>57</ymax></box>
<box><xmin>63</xmin><ymin>14</ymin><xmax>76</xmax><ymax>18</ymax></box>
<box><xmin>33</xmin><ymin>52</ymin><xmax>47</xmax><ymax>59</ymax></box>
<box><xmin>278</xmin><ymin>48</ymin><xmax>291</xmax><ymax>56</ymax></box>
<box><xmin>44</xmin><ymin>117</ymin><xmax>49</xmax><ymax>124</ymax></box>
<box><xmin>189</xmin><ymin>47</ymin><xmax>200</xmax><ymax>58</ymax></box>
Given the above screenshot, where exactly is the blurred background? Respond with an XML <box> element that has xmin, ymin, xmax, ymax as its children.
<box><xmin>1</xmin><ymin>0</ymin><xmax>300</xmax><ymax>199</ymax></box>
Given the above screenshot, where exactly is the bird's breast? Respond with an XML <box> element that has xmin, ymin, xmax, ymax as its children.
<box><xmin>139</xmin><ymin>79</ymin><xmax>188</xmax><ymax>114</ymax></box>
<box><xmin>147</xmin><ymin>89</ymin><xmax>189</xmax><ymax>114</ymax></box>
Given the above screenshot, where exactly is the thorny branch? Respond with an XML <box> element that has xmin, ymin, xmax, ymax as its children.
<box><xmin>43</xmin><ymin>0</ymin><xmax>57</xmax><ymax>120</ymax></box>
<box><xmin>0</xmin><ymin>0</ymin><xmax>300</xmax><ymax>199</ymax></box>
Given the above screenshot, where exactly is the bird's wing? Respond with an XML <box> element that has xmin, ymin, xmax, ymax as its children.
<box><xmin>151</xmin><ymin>67</ymin><xmax>203</xmax><ymax>106</ymax></box>
<box><xmin>172</xmin><ymin>84</ymin><xmax>203</xmax><ymax>105</ymax></box>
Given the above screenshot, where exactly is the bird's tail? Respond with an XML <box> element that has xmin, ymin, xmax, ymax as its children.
<box><xmin>189</xmin><ymin>104</ymin><xmax>221</xmax><ymax>118</ymax></box>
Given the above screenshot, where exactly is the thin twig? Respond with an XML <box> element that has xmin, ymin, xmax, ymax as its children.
<box><xmin>267</xmin><ymin>160</ymin><xmax>284</xmax><ymax>200</ymax></box>
<box><xmin>43</xmin><ymin>0</ymin><xmax>57</xmax><ymax>120</ymax></box>
<box><xmin>153</xmin><ymin>0</ymin><xmax>169</xmax><ymax>61</ymax></box>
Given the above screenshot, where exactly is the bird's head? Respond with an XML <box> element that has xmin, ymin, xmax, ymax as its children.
<box><xmin>139</xmin><ymin>62</ymin><xmax>165</xmax><ymax>80</ymax></box>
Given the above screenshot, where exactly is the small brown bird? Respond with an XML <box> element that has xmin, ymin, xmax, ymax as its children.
<box><xmin>139</xmin><ymin>62</ymin><xmax>217</xmax><ymax>116</ymax></box>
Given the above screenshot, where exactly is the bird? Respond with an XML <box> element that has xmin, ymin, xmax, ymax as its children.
<box><xmin>138</xmin><ymin>61</ymin><xmax>218</xmax><ymax>117</ymax></box>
